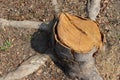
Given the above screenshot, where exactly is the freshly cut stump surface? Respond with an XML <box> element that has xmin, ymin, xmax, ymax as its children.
<box><xmin>56</xmin><ymin>13</ymin><xmax>103</xmax><ymax>53</ymax></box>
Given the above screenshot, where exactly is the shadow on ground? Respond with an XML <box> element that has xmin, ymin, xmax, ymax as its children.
<box><xmin>30</xmin><ymin>19</ymin><xmax>72</xmax><ymax>78</ymax></box>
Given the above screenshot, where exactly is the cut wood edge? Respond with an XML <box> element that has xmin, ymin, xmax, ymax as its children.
<box><xmin>0</xmin><ymin>54</ymin><xmax>51</xmax><ymax>80</ymax></box>
<box><xmin>55</xmin><ymin>13</ymin><xmax>103</xmax><ymax>53</ymax></box>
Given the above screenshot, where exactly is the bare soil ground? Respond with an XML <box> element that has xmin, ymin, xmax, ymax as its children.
<box><xmin>0</xmin><ymin>0</ymin><xmax>120</xmax><ymax>80</ymax></box>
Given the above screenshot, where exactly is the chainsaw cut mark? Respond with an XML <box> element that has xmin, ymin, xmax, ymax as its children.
<box><xmin>64</xmin><ymin>13</ymin><xmax>87</xmax><ymax>36</ymax></box>
<box><xmin>55</xmin><ymin>13</ymin><xmax>103</xmax><ymax>53</ymax></box>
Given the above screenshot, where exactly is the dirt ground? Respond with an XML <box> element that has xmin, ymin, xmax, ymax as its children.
<box><xmin>0</xmin><ymin>0</ymin><xmax>120</xmax><ymax>80</ymax></box>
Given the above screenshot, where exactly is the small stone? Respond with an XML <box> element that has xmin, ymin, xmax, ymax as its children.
<box><xmin>36</xmin><ymin>69</ymin><xmax>42</xmax><ymax>76</ymax></box>
<box><xmin>56</xmin><ymin>69</ymin><xmax>61</xmax><ymax>73</ymax></box>
<box><xmin>0</xmin><ymin>71</ymin><xmax>2</xmax><ymax>75</ymax></box>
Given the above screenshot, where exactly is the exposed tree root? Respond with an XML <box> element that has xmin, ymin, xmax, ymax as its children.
<box><xmin>0</xmin><ymin>18</ymin><xmax>43</xmax><ymax>29</ymax></box>
<box><xmin>0</xmin><ymin>54</ymin><xmax>50</xmax><ymax>80</ymax></box>
<box><xmin>87</xmin><ymin>0</ymin><xmax>101</xmax><ymax>20</ymax></box>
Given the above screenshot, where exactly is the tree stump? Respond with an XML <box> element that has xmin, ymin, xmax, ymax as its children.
<box><xmin>52</xmin><ymin>13</ymin><xmax>103</xmax><ymax>80</ymax></box>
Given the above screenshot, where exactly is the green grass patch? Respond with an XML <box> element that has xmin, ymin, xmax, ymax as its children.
<box><xmin>0</xmin><ymin>40</ymin><xmax>12</xmax><ymax>51</ymax></box>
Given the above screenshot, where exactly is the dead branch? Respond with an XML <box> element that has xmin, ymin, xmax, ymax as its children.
<box><xmin>0</xmin><ymin>54</ymin><xmax>50</xmax><ymax>80</ymax></box>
